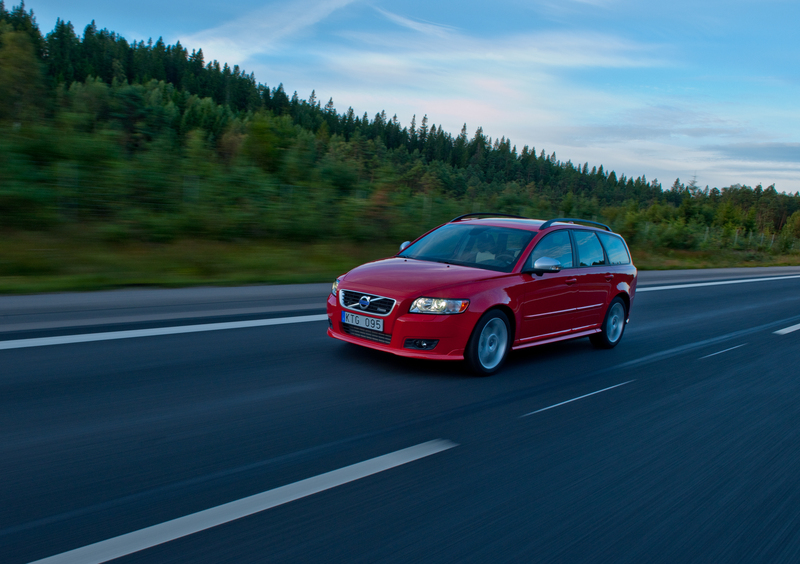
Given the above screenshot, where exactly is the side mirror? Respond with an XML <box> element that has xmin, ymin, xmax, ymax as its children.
<box><xmin>399</xmin><ymin>241</ymin><xmax>411</xmax><ymax>252</ymax></box>
<box><xmin>529</xmin><ymin>256</ymin><xmax>562</xmax><ymax>276</ymax></box>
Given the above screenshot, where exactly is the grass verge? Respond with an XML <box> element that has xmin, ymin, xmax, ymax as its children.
<box><xmin>0</xmin><ymin>231</ymin><xmax>398</xmax><ymax>294</ymax></box>
<box><xmin>2</xmin><ymin>230</ymin><xmax>800</xmax><ymax>294</ymax></box>
<box><xmin>631</xmin><ymin>247</ymin><xmax>800</xmax><ymax>270</ymax></box>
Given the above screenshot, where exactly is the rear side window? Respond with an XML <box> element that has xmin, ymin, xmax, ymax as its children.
<box><xmin>597</xmin><ymin>232</ymin><xmax>631</xmax><ymax>265</ymax></box>
<box><xmin>573</xmin><ymin>231</ymin><xmax>606</xmax><ymax>267</ymax></box>
<box><xmin>528</xmin><ymin>230</ymin><xmax>573</xmax><ymax>268</ymax></box>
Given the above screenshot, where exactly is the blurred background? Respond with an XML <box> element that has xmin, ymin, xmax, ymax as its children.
<box><xmin>2</xmin><ymin>2</ymin><xmax>800</xmax><ymax>294</ymax></box>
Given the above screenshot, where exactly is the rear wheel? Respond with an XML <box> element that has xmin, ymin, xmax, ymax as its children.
<box><xmin>466</xmin><ymin>310</ymin><xmax>511</xmax><ymax>375</ymax></box>
<box><xmin>590</xmin><ymin>297</ymin><xmax>627</xmax><ymax>349</ymax></box>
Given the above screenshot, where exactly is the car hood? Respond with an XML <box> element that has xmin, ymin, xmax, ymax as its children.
<box><xmin>340</xmin><ymin>257</ymin><xmax>502</xmax><ymax>299</ymax></box>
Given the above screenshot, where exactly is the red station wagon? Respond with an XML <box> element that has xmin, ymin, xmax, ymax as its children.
<box><xmin>327</xmin><ymin>214</ymin><xmax>638</xmax><ymax>374</ymax></box>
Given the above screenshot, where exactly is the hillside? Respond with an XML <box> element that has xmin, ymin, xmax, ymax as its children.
<box><xmin>1</xmin><ymin>2</ymin><xmax>800</xmax><ymax>291</ymax></box>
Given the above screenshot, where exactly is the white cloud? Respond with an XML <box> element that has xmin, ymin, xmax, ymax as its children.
<box><xmin>707</xmin><ymin>143</ymin><xmax>800</xmax><ymax>164</ymax></box>
<box><xmin>302</xmin><ymin>23</ymin><xmax>669</xmax><ymax>141</ymax></box>
<box><xmin>374</xmin><ymin>8</ymin><xmax>457</xmax><ymax>38</ymax></box>
<box><xmin>178</xmin><ymin>0</ymin><xmax>361</xmax><ymax>66</ymax></box>
<box><xmin>343</xmin><ymin>26</ymin><xmax>667</xmax><ymax>69</ymax></box>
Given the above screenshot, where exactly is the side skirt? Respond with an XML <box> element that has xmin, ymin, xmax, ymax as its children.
<box><xmin>512</xmin><ymin>328</ymin><xmax>600</xmax><ymax>351</ymax></box>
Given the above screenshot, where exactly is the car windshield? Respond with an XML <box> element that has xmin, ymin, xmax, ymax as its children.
<box><xmin>398</xmin><ymin>224</ymin><xmax>536</xmax><ymax>272</ymax></box>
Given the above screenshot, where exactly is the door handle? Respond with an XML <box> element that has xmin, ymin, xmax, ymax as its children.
<box><xmin>605</xmin><ymin>274</ymin><xmax>614</xmax><ymax>282</ymax></box>
<box><xmin>565</xmin><ymin>278</ymin><xmax>577</xmax><ymax>285</ymax></box>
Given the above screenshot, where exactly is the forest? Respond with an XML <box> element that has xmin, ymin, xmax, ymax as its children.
<box><xmin>2</xmin><ymin>1</ymin><xmax>800</xmax><ymax>262</ymax></box>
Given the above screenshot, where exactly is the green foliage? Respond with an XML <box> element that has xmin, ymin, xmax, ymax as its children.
<box><xmin>785</xmin><ymin>211</ymin><xmax>800</xmax><ymax>238</ymax></box>
<box><xmin>0</xmin><ymin>23</ymin><xmax>45</xmax><ymax>123</ymax></box>
<box><xmin>1</xmin><ymin>2</ymin><xmax>799</xmax><ymax>256</ymax></box>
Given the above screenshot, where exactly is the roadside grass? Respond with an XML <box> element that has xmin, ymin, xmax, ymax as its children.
<box><xmin>0</xmin><ymin>230</ymin><xmax>398</xmax><ymax>294</ymax></box>
<box><xmin>2</xmin><ymin>230</ymin><xmax>799</xmax><ymax>294</ymax></box>
<box><xmin>631</xmin><ymin>247</ymin><xmax>800</xmax><ymax>270</ymax></box>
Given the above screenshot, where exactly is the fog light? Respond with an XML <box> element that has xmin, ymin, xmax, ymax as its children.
<box><xmin>404</xmin><ymin>339</ymin><xmax>439</xmax><ymax>350</ymax></box>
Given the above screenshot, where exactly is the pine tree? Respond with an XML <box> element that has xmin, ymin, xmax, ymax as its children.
<box><xmin>5</xmin><ymin>1</ymin><xmax>44</xmax><ymax>57</ymax></box>
<box><xmin>45</xmin><ymin>18</ymin><xmax>80</xmax><ymax>84</ymax></box>
<box><xmin>271</xmin><ymin>84</ymin><xmax>290</xmax><ymax>114</ymax></box>
<box><xmin>0</xmin><ymin>24</ymin><xmax>45</xmax><ymax>123</ymax></box>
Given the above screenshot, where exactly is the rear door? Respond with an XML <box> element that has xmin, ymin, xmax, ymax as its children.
<box><xmin>570</xmin><ymin>229</ymin><xmax>613</xmax><ymax>330</ymax></box>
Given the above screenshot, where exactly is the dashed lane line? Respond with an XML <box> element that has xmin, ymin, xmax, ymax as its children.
<box><xmin>521</xmin><ymin>381</ymin><xmax>635</xmax><ymax>417</ymax></box>
<box><xmin>775</xmin><ymin>323</ymin><xmax>800</xmax><ymax>335</ymax></box>
<box><xmin>28</xmin><ymin>439</ymin><xmax>457</xmax><ymax>564</ymax></box>
<box><xmin>699</xmin><ymin>343</ymin><xmax>747</xmax><ymax>359</ymax></box>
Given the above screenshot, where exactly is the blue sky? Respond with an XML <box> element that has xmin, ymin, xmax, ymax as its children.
<box><xmin>25</xmin><ymin>0</ymin><xmax>800</xmax><ymax>192</ymax></box>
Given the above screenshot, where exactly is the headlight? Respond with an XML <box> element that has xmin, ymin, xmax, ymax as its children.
<box><xmin>331</xmin><ymin>278</ymin><xmax>340</xmax><ymax>297</ymax></box>
<box><xmin>410</xmin><ymin>297</ymin><xmax>469</xmax><ymax>314</ymax></box>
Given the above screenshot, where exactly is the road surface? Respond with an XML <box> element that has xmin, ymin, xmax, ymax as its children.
<box><xmin>2</xmin><ymin>266</ymin><xmax>800</xmax><ymax>563</ymax></box>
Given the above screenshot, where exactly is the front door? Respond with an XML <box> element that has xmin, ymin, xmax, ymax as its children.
<box><xmin>518</xmin><ymin>230</ymin><xmax>578</xmax><ymax>342</ymax></box>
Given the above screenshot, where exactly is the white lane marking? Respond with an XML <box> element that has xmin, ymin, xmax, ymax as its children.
<box><xmin>699</xmin><ymin>343</ymin><xmax>747</xmax><ymax>359</ymax></box>
<box><xmin>0</xmin><ymin>314</ymin><xmax>328</xmax><ymax>351</ymax></box>
<box><xmin>520</xmin><ymin>380</ymin><xmax>635</xmax><ymax>418</ymax></box>
<box><xmin>637</xmin><ymin>274</ymin><xmax>800</xmax><ymax>292</ymax></box>
<box><xmin>775</xmin><ymin>323</ymin><xmax>800</xmax><ymax>335</ymax></box>
<box><xmin>28</xmin><ymin>439</ymin><xmax>457</xmax><ymax>564</ymax></box>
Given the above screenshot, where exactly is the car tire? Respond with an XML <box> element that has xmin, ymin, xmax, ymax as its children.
<box><xmin>466</xmin><ymin>309</ymin><xmax>511</xmax><ymax>376</ymax></box>
<box><xmin>590</xmin><ymin>297</ymin><xmax>627</xmax><ymax>349</ymax></box>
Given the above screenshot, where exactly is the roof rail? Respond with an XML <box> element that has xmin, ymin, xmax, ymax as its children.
<box><xmin>539</xmin><ymin>217</ymin><xmax>611</xmax><ymax>231</ymax></box>
<box><xmin>450</xmin><ymin>212</ymin><xmax>529</xmax><ymax>222</ymax></box>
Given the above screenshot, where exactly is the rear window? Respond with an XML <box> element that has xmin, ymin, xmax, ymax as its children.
<box><xmin>597</xmin><ymin>232</ymin><xmax>631</xmax><ymax>265</ymax></box>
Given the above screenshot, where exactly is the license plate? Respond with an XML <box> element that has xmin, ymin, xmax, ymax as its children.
<box><xmin>342</xmin><ymin>311</ymin><xmax>384</xmax><ymax>332</ymax></box>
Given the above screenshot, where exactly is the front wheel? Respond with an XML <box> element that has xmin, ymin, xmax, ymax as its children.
<box><xmin>590</xmin><ymin>297</ymin><xmax>627</xmax><ymax>349</ymax></box>
<box><xmin>466</xmin><ymin>310</ymin><xmax>511</xmax><ymax>376</ymax></box>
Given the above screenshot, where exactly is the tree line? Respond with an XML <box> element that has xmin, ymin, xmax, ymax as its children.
<box><xmin>1</xmin><ymin>1</ymin><xmax>799</xmax><ymax>251</ymax></box>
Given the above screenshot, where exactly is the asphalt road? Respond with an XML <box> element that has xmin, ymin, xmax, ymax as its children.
<box><xmin>2</xmin><ymin>267</ymin><xmax>800</xmax><ymax>563</ymax></box>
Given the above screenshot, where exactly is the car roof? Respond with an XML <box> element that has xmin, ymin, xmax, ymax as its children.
<box><xmin>448</xmin><ymin>217</ymin><xmax>544</xmax><ymax>231</ymax></box>
<box><xmin>447</xmin><ymin>216</ymin><xmax>616</xmax><ymax>234</ymax></box>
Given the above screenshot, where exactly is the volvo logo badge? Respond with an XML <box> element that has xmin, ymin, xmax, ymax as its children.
<box><xmin>358</xmin><ymin>296</ymin><xmax>371</xmax><ymax>309</ymax></box>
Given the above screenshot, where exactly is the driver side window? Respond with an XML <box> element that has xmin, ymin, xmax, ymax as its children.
<box><xmin>527</xmin><ymin>231</ymin><xmax>573</xmax><ymax>269</ymax></box>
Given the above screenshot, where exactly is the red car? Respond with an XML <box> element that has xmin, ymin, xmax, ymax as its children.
<box><xmin>327</xmin><ymin>214</ymin><xmax>637</xmax><ymax>375</ymax></box>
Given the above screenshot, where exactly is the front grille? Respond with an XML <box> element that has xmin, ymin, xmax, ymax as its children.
<box><xmin>342</xmin><ymin>324</ymin><xmax>392</xmax><ymax>344</ymax></box>
<box><xmin>340</xmin><ymin>290</ymin><xmax>396</xmax><ymax>316</ymax></box>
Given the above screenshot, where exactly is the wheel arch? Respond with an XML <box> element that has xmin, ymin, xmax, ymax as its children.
<box><xmin>615</xmin><ymin>291</ymin><xmax>631</xmax><ymax>318</ymax></box>
<box><xmin>465</xmin><ymin>305</ymin><xmax>515</xmax><ymax>375</ymax></box>
<box><xmin>484</xmin><ymin>303</ymin><xmax>516</xmax><ymax>341</ymax></box>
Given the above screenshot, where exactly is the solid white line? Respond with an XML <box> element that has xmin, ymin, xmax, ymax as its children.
<box><xmin>0</xmin><ymin>314</ymin><xmax>328</xmax><ymax>351</ymax></box>
<box><xmin>520</xmin><ymin>380</ymin><xmax>635</xmax><ymax>417</ymax></box>
<box><xmin>775</xmin><ymin>323</ymin><xmax>800</xmax><ymax>335</ymax></box>
<box><xmin>637</xmin><ymin>274</ymin><xmax>800</xmax><ymax>292</ymax></box>
<box><xmin>28</xmin><ymin>439</ymin><xmax>457</xmax><ymax>564</ymax></box>
<box><xmin>699</xmin><ymin>343</ymin><xmax>747</xmax><ymax>359</ymax></box>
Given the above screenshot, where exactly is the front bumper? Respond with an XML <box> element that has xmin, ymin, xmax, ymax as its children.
<box><xmin>326</xmin><ymin>293</ymin><xmax>474</xmax><ymax>360</ymax></box>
